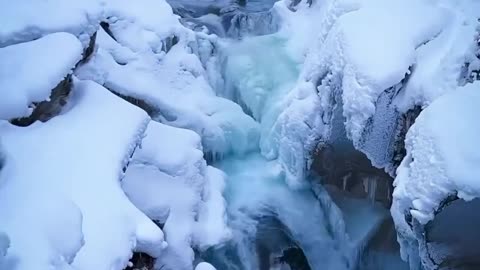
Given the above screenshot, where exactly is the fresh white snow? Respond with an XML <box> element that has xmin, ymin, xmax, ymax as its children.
<box><xmin>0</xmin><ymin>32</ymin><xmax>83</xmax><ymax>120</ymax></box>
<box><xmin>0</xmin><ymin>79</ymin><xmax>166</xmax><ymax>270</ymax></box>
<box><xmin>391</xmin><ymin>81</ymin><xmax>480</xmax><ymax>267</ymax></box>
<box><xmin>122</xmin><ymin>121</ymin><xmax>230</xmax><ymax>270</ymax></box>
<box><xmin>76</xmin><ymin>24</ymin><xmax>259</xmax><ymax>158</ymax></box>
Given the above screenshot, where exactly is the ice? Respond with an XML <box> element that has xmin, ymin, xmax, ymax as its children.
<box><xmin>222</xmin><ymin>34</ymin><xmax>298</xmax><ymax>121</ymax></box>
<box><xmin>223</xmin><ymin>10</ymin><xmax>280</xmax><ymax>38</ymax></box>
<box><xmin>206</xmin><ymin>153</ymin><xmax>389</xmax><ymax>270</ymax></box>
<box><xmin>221</xmin><ymin>33</ymin><xmax>313</xmax><ymax>188</ymax></box>
<box><xmin>0</xmin><ymin>32</ymin><xmax>83</xmax><ymax>120</ymax></box>
<box><xmin>0</xmin><ymin>79</ymin><xmax>166</xmax><ymax>270</ymax></box>
<box><xmin>122</xmin><ymin>121</ymin><xmax>230</xmax><ymax>270</ymax></box>
<box><xmin>257</xmin><ymin>0</ymin><xmax>479</xmax><ymax>186</ymax></box>
<box><xmin>391</xmin><ymin>81</ymin><xmax>480</xmax><ymax>268</ymax></box>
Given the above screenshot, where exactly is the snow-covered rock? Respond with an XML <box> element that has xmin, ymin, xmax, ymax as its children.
<box><xmin>0</xmin><ymin>32</ymin><xmax>83</xmax><ymax>120</ymax></box>
<box><xmin>0</xmin><ymin>0</ymin><xmax>102</xmax><ymax>47</ymax></box>
<box><xmin>76</xmin><ymin>15</ymin><xmax>259</xmax><ymax>158</ymax></box>
<box><xmin>263</xmin><ymin>0</ymin><xmax>480</xmax><ymax>187</ymax></box>
<box><xmin>122</xmin><ymin>122</ymin><xmax>230</xmax><ymax>270</ymax></box>
<box><xmin>391</xmin><ymin>81</ymin><xmax>480</xmax><ymax>270</ymax></box>
<box><xmin>0</xmin><ymin>79</ymin><xmax>166</xmax><ymax>270</ymax></box>
<box><xmin>195</xmin><ymin>262</ymin><xmax>217</xmax><ymax>270</ymax></box>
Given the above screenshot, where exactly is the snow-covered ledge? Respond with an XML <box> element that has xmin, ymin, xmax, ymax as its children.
<box><xmin>0</xmin><ymin>79</ymin><xmax>166</xmax><ymax>270</ymax></box>
<box><xmin>0</xmin><ymin>32</ymin><xmax>83</xmax><ymax>121</ymax></box>
<box><xmin>391</xmin><ymin>82</ymin><xmax>480</xmax><ymax>270</ymax></box>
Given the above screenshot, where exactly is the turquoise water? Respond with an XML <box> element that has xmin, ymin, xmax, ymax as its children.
<box><xmin>203</xmin><ymin>34</ymin><xmax>408</xmax><ymax>270</ymax></box>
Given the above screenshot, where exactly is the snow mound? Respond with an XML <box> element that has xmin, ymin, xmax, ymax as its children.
<box><xmin>0</xmin><ymin>32</ymin><xmax>83</xmax><ymax>120</ymax></box>
<box><xmin>195</xmin><ymin>262</ymin><xmax>217</xmax><ymax>270</ymax></box>
<box><xmin>391</xmin><ymin>81</ymin><xmax>480</xmax><ymax>268</ymax></box>
<box><xmin>123</xmin><ymin>121</ymin><xmax>230</xmax><ymax>270</ymax></box>
<box><xmin>303</xmin><ymin>0</ymin><xmax>448</xmax><ymax>144</ymax></box>
<box><xmin>76</xmin><ymin>25</ymin><xmax>259</xmax><ymax>158</ymax></box>
<box><xmin>0</xmin><ymin>79</ymin><xmax>166</xmax><ymax>270</ymax></box>
<box><xmin>0</xmin><ymin>0</ymin><xmax>102</xmax><ymax>47</ymax></box>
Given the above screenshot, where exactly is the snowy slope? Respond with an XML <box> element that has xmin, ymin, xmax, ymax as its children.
<box><xmin>0</xmin><ymin>32</ymin><xmax>83</xmax><ymax>120</ymax></box>
<box><xmin>0</xmin><ymin>79</ymin><xmax>166</xmax><ymax>270</ymax></box>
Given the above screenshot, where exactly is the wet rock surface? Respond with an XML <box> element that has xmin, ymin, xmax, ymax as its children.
<box><xmin>424</xmin><ymin>198</ymin><xmax>480</xmax><ymax>270</ymax></box>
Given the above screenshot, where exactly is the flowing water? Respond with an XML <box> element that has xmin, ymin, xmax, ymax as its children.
<box><xmin>196</xmin><ymin>21</ymin><xmax>408</xmax><ymax>270</ymax></box>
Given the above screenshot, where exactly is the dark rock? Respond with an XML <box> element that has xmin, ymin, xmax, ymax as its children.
<box><xmin>424</xmin><ymin>198</ymin><xmax>480</xmax><ymax>270</ymax></box>
<box><xmin>101</xmin><ymin>21</ymin><xmax>117</xmax><ymax>41</ymax></box>
<box><xmin>125</xmin><ymin>252</ymin><xmax>155</xmax><ymax>270</ymax></box>
<box><xmin>10</xmin><ymin>75</ymin><xmax>72</xmax><ymax>127</ymax></box>
<box><xmin>310</xmin><ymin>84</ymin><xmax>394</xmax><ymax>206</ymax></box>
<box><xmin>162</xmin><ymin>35</ymin><xmax>179</xmax><ymax>53</ymax></box>
<box><xmin>279</xmin><ymin>247</ymin><xmax>311</xmax><ymax>270</ymax></box>
<box><xmin>108</xmin><ymin>89</ymin><xmax>159</xmax><ymax>117</ymax></box>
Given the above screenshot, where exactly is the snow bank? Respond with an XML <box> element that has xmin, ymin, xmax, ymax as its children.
<box><xmin>0</xmin><ymin>32</ymin><xmax>83</xmax><ymax>120</ymax></box>
<box><xmin>391</xmin><ymin>81</ymin><xmax>480</xmax><ymax>268</ymax></box>
<box><xmin>123</xmin><ymin>122</ymin><xmax>230</xmax><ymax>270</ymax></box>
<box><xmin>0</xmin><ymin>79</ymin><xmax>166</xmax><ymax>270</ymax></box>
<box><xmin>0</xmin><ymin>0</ymin><xmax>102</xmax><ymax>47</ymax></box>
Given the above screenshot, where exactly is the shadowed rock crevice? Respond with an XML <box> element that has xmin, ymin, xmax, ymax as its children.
<box><xmin>125</xmin><ymin>252</ymin><xmax>155</xmax><ymax>270</ymax></box>
<box><xmin>10</xmin><ymin>75</ymin><xmax>72</xmax><ymax>127</ymax></box>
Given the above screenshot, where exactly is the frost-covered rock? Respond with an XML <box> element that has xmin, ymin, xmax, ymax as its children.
<box><xmin>123</xmin><ymin>122</ymin><xmax>230</xmax><ymax>270</ymax></box>
<box><xmin>0</xmin><ymin>79</ymin><xmax>166</xmax><ymax>270</ymax></box>
<box><xmin>0</xmin><ymin>32</ymin><xmax>83</xmax><ymax>120</ymax></box>
<box><xmin>391</xmin><ymin>81</ymin><xmax>480</xmax><ymax>270</ymax></box>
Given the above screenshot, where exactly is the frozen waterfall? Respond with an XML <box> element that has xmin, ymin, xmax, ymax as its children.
<box><xmin>194</xmin><ymin>26</ymin><xmax>408</xmax><ymax>270</ymax></box>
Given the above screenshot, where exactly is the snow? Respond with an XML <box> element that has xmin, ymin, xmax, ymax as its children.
<box><xmin>0</xmin><ymin>32</ymin><xmax>83</xmax><ymax>120</ymax></box>
<box><xmin>0</xmin><ymin>0</ymin><xmax>181</xmax><ymax>48</ymax></box>
<box><xmin>195</xmin><ymin>262</ymin><xmax>217</xmax><ymax>270</ymax></box>
<box><xmin>302</xmin><ymin>0</ymin><xmax>448</xmax><ymax>145</ymax></box>
<box><xmin>257</xmin><ymin>0</ymin><xmax>480</xmax><ymax>186</ymax></box>
<box><xmin>394</xmin><ymin>0</ymin><xmax>480</xmax><ymax>112</ymax></box>
<box><xmin>122</xmin><ymin>121</ymin><xmax>230</xmax><ymax>270</ymax></box>
<box><xmin>0</xmin><ymin>0</ymin><xmax>102</xmax><ymax>47</ymax></box>
<box><xmin>76</xmin><ymin>26</ymin><xmax>259</xmax><ymax>157</ymax></box>
<box><xmin>0</xmin><ymin>79</ymin><xmax>166</xmax><ymax>270</ymax></box>
<box><xmin>391</xmin><ymin>81</ymin><xmax>480</xmax><ymax>267</ymax></box>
